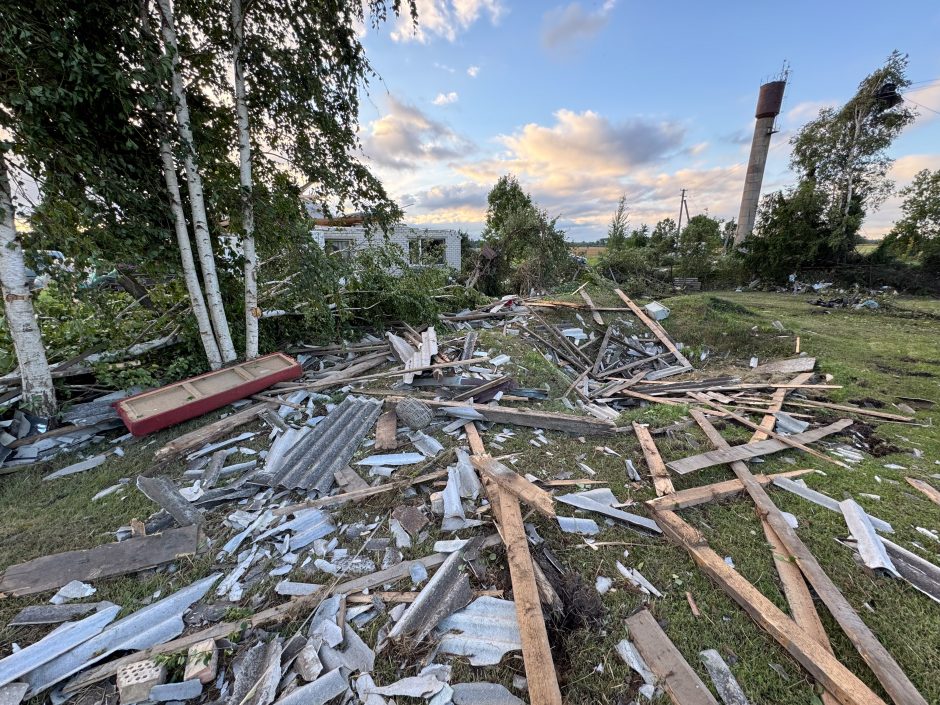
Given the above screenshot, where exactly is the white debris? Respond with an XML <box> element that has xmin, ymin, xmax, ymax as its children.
<box><xmin>50</xmin><ymin>581</ymin><xmax>96</xmax><ymax>605</ymax></box>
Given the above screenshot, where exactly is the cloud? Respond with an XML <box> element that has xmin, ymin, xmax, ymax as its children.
<box><xmin>361</xmin><ymin>96</ymin><xmax>474</xmax><ymax>170</ymax></box>
<box><xmin>541</xmin><ymin>1</ymin><xmax>615</xmax><ymax>52</ymax></box>
<box><xmin>432</xmin><ymin>91</ymin><xmax>459</xmax><ymax>106</ymax></box>
<box><xmin>862</xmin><ymin>153</ymin><xmax>940</xmax><ymax>237</ymax></box>
<box><xmin>904</xmin><ymin>81</ymin><xmax>940</xmax><ymax>125</ymax></box>
<box><xmin>467</xmin><ymin>65</ymin><xmax>480</xmax><ymax>77</ymax></box>
<box><xmin>433</xmin><ymin>62</ymin><xmax>456</xmax><ymax>73</ymax></box>
<box><xmin>390</xmin><ymin>0</ymin><xmax>504</xmax><ymax>43</ymax></box>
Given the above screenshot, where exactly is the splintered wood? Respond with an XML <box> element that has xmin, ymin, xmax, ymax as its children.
<box><xmin>632</xmin><ymin>422</ymin><xmax>674</xmax><ymax>496</ymax></box>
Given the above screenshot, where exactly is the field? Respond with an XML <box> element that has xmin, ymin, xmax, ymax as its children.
<box><xmin>1</xmin><ymin>289</ymin><xmax>939</xmax><ymax>704</ymax></box>
<box><xmin>571</xmin><ymin>245</ymin><xmax>606</xmax><ymax>264</ymax></box>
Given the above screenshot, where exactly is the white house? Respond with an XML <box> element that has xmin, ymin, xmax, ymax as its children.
<box><xmin>310</xmin><ymin>224</ymin><xmax>461</xmax><ymax>271</ymax></box>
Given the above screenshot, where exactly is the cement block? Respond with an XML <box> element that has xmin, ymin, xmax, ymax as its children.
<box><xmin>117</xmin><ymin>660</ymin><xmax>167</xmax><ymax>705</ymax></box>
<box><xmin>183</xmin><ymin>638</ymin><xmax>218</xmax><ymax>685</ymax></box>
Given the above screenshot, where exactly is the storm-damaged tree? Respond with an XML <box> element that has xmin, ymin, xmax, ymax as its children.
<box><xmin>875</xmin><ymin>168</ymin><xmax>940</xmax><ymax>271</ymax></box>
<box><xmin>606</xmin><ymin>195</ymin><xmax>629</xmax><ymax>250</ymax></box>
<box><xmin>789</xmin><ymin>50</ymin><xmax>916</xmax><ymax>258</ymax></box>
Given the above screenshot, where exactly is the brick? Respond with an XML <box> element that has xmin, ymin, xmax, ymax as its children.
<box><xmin>183</xmin><ymin>638</ymin><xmax>218</xmax><ymax>685</ymax></box>
<box><xmin>117</xmin><ymin>660</ymin><xmax>166</xmax><ymax>705</ymax></box>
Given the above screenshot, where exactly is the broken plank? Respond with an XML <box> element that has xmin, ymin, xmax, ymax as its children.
<box><xmin>645</xmin><ymin>469</ymin><xmax>814</xmax><ymax>510</ymax></box>
<box><xmin>779</xmin><ymin>398</ymin><xmax>914</xmax><ymax>423</ymax></box>
<box><xmin>653</xmin><ymin>509</ymin><xmax>889</xmax><ymax>705</ymax></box>
<box><xmin>451</xmin><ymin>375</ymin><xmax>512</xmax><ymax>402</ymax></box>
<box><xmin>666</xmin><ymin>419</ymin><xmax>853</xmax><ymax>474</ymax></box>
<box><xmin>375</xmin><ymin>410</ymin><xmax>398</xmax><ymax>451</ymax></box>
<box><xmin>497</xmin><ymin>488</ymin><xmax>563</xmax><ymax>705</ymax></box>
<box><xmin>613</xmin><ymin>289</ymin><xmax>693</xmax><ymax>370</ymax></box>
<box><xmin>689</xmin><ymin>410</ymin><xmax>927</xmax><ymax>705</ymax></box>
<box><xmin>153</xmin><ymin>402</ymin><xmax>273</xmax><ymax>463</ymax></box>
<box><xmin>624</xmin><ymin>609</ymin><xmax>719</xmax><ymax>705</ymax></box>
<box><xmin>136</xmin><ymin>476</ymin><xmax>203</xmax><ymax>526</ymax></box>
<box><xmin>0</xmin><ymin>525</ymin><xmax>202</xmax><ymax>598</ymax></box>
<box><xmin>463</xmin><ymin>421</ymin><xmax>486</xmax><ymax>456</ymax></box>
<box><xmin>633</xmin><ymin>422</ymin><xmax>675</xmax><ymax>496</ymax></box>
<box><xmin>388</xmin><ymin>397</ymin><xmax>616</xmax><ymax>435</ymax></box>
<box><xmin>470</xmin><ymin>454</ymin><xmax>555</xmax><ymax>518</ymax></box>
<box><xmin>272</xmin><ymin>469</ymin><xmax>447</xmax><ymax>516</ymax></box>
<box><xmin>906</xmin><ymin>477</ymin><xmax>940</xmax><ymax>507</ymax></box>
<box><xmin>579</xmin><ymin>289</ymin><xmax>604</xmax><ymax>325</ymax></box>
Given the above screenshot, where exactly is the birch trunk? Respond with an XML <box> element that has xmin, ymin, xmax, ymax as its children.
<box><xmin>156</xmin><ymin>0</ymin><xmax>237</xmax><ymax>363</ymax></box>
<box><xmin>159</xmin><ymin>139</ymin><xmax>223</xmax><ymax>369</ymax></box>
<box><xmin>231</xmin><ymin>0</ymin><xmax>259</xmax><ymax>359</ymax></box>
<box><xmin>0</xmin><ymin>155</ymin><xmax>56</xmax><ymax>416</ymax></box>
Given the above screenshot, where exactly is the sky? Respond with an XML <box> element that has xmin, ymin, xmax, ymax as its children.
<box><xmin>355</xmin><ymin>0</ymin><xmax>940</xmax><ymax>242</ymax></box>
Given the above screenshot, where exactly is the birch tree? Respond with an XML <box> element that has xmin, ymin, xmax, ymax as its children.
<box><xmin>0</xmin><ymin>155</ymin><xmax>56</xmax><ymax>415</ymax></box>
<box><xmin>156</xmin><ymin>0</ymin><xmax>237</xmax><ymax>363</ymax></box>
<box><xmin>230</xmin><ymin>0</ymin><xmax>259</xmax><ymax>359</ymax></box>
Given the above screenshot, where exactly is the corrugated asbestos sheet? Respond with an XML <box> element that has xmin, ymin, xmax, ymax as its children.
<box><xmin>434</xmin><ymin>596</ymin><xmax>522</xmax><ymax>666</ymax></box>
<box><xmin>256</xmin><ymin>396</ymin><xmax>382</xmax><ymax>491</ymax></box>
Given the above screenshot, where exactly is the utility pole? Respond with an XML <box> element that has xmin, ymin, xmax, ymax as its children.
<box><xmin>676</xmin><ymin>189</ymin><xmax>687</xmax><ymax>234</ymax></box>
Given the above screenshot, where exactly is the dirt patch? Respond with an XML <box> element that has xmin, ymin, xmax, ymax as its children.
<box><xmin>849</xmin><ymin>421</ymin><xmax>902</xmax><ymax>457</ymax></box>
<box><xmin>848</xmin><ymin>397</ymin><xmax>887</xmax><ymax>409</ymax></box>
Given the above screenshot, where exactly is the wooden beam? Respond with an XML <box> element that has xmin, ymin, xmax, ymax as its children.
<box><xmin>625</xmin><ymin>609</ymin><xmax>719</xmax><ymax>705</ymax></box>
<box><xmin>691</xmin><ymin>393</ymin><xmax>850</xmax><ymax>470</ymax></box>
<box><xmin>579</xmin><ymin>289</ymin><xmax>605</xmax><ymax>325</ymax></box>
<box><xmin>646</xmin><ymin>469</ymin><xmax>814</xmax><ymax>510</ymax></box>
<box><xmin>387</xmin><ymin>396</ymin><xmax>617</xmax><ymax>435</ymax></box>
<box><xmin>613</xmin><ymin>289</ymin><xmax>693</xmax><ymax>369</ymax></box>
<box><xmin>498</xmin><ymin>488</ymin><xmax>563</xmax><ymax>705</ymax></box>
<box><xmin>470</xmin><ymin>454</ymin><xmax>555</xmax><ymax>518</ymax></box>
<box><xmin>778</xmin><ymin>398</ymin><xmax>914</xmax><ymax>423</ymax></box>
<box><xmin>667</xmin><ymin>419</ymin><xmax>853</xmax><ymax>474</ymax></box>
<box><xmin>633</xmin><ymin>422</ymin><xmax>675</xmax><ymax>496</ymax></box>
<box><xmin>153</xmin><ymin>402</ymin><xmax>273</xmax><ymax>463</ymax></box>
<box><xmin>451</xmin><ymin>375</ymin><xmax>512</xmax><ymax>402</ymax></box>
<box><xmin>688</xmin><ymin>410</ymin><xmax>927</xmax><ymax>705</ymax></box>
<box><xmin>653</xmin><ymin>508</ymin><xmax>888</xmax><ymax>705</ymax></box>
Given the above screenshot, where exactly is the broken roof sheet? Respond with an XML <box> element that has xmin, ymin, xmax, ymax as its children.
<box><xmin>435</xmin><ymin>596</ymin><xmax>521</xmax><ymax>666</ymax></box>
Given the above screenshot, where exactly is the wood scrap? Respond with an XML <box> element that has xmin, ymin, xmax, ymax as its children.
<box><xmin>752</xmin><ymin>357</ymin><xmax>817</xmax><ymax>374</ymax></box>
<box><xmin>906</xmin><ymin>477</ymin><xmax>940</xmax><ymax>507</ymax></box>
<box><xmin>579</xmin><ymin>289</ymin><xmax>604</xmax><ymax>325</ymax></box>
<box><xmin>624</xmin><ymin>609</ymin><xmax>719</xmax><ymax>705</ymax></box>
<box><xmin>613</xmin><ymin>289</ymin><xmax>693</xmax><ymax>371</ymax></box>
<box><xmin>750</xmin><ymin>372</ymin><xmax>815</xmax><ymax>442</ymax></box>
<box><xmin>633</xmin><ymin>422</ymin><xmax>675</xmax><ymax>496</ymax></box>
<box><xmin>153</xmin><ymin>402</ymin><xmax>273</xmax><ymax>463</ymax></box>
<box><xmin>645</xmin><ymin>469</ymin><xmax>814</xmax><ymax>510</ymax></box>
<box><xmin>0</xmin><ymin>525</ymin><xmax>202</xmax><ymax>597</ymax></box>
<box><xmin>375</xmin><ymin>409</ymin><xmax>399</xmax><ymax>451</ymax></box>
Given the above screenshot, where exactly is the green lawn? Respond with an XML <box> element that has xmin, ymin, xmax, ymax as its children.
<box><xmin>1</xmin><ymin>289</ymin><xmax>938</xmax><ymax>704</ymax></box>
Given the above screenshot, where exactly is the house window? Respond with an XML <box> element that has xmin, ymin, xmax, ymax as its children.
<box><xmin>409</xmin><ymin>237</ymin><xmax>447</xmax><ymax>266</ymax></box>
<box><xmin>325</xmin><ymin>239</ymin><xmax>355</xmax><ymax>259</ymax></box>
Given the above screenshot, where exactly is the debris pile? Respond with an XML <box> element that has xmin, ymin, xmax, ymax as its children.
<box><xmin>0</xmin><ymin>286</ymin><xmax>936</xmax><ymax>705</ymax></box>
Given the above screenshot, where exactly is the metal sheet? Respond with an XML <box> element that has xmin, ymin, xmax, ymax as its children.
<box><xmin>8</xmin><ymin>602</ymin><xmax>114</xmax><ymax>627</ymax></box>
<box><xmin>271</xmin><ymin>668</ymin><xmax>347</xmax><ymax>705</ymax></box>
<box><xmin>772</xmin><ymin>478</ymin><xmax>893</xmax><ymax>533</ymax></box>
<box><xmin>0</xmin><ymin>607</ymin><xmax>119</xmax><ymax>688</ymax></box>
<box><xmin>435</xmin><ymin>596</ymin><xmax>521</xmax><ymax>666</ymax></box>
<box><xmin>699</xmin><ymin>649</ymin><xmax>751</xmax><ymax>705</ymax></box>
<box><xmin>451</xmin><ymin>682</ymin><xmax>524</xmax><ymax>705</ymax></box>
<box><xmin>557</xmin><ymin>492</ymin><xmax>660</xmax><ymax>533</ymax></box>
<box><xmin>25</xmin><ymin>574</ymin><xmax>219</xmax><ymax>696</ymax></box>
<box><xmin>840</xmin><ymin>499</ymin><xmax>898</xmax><ymax>576</ymax></box>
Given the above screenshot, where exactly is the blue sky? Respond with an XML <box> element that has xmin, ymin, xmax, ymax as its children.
<box><xmin>358</xmin><ymin>0</ymin><xmax>940</xmax><ymax>241</ymax></box>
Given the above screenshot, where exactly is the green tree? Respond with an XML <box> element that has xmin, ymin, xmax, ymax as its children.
<box><xmin>877</xmin><ymin>169</ymin><xmax>940</xmax><ymax>259</ymax></box>
<box><xmin>482</xmin><ymin>174</ymin><xmax>533</xmax><ymax>238</ymax></box>
<box><xmin>607</xmin><ymin>196</ymin><xmax>629</xmax><ymax>250</ymax></box>
<box><xmin>649</xmin><ymin>217</ymin><xmax>678</xmax><ymax>261</ymax></box>
<box><xmin>790</xmin><ymin>51</ymin><xmax>915</xmax><ymax>255</ymax></box>
<box><xmin>675</xmin><ymin>214</ymin><xmax>722</xmax><ymax>278</ymax></box>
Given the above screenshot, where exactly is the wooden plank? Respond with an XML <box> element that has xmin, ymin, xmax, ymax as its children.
<box><xmin>470</xmin><ymin>454</ymin><xmax>555</xmax><ymax>518</ymax></box>
<box><xmin>463</xmin><ymin>421</ymin><xmax>487</xmax><ymax>456</ymax></box>
<box><xmin>375</xmin><ymin>410</ymin><xmax>399</xmax><ymax>450</ymax></box>
<box><xmin>613</xmin><ymin>289</ymin><xmax>693</xmax><ymax>369</ymax></box>
<box><xmin>273</xmin><ymin>469</ymin><xmax>447</xmax><ymax>516</ymax></box>
<box><xmin>906</xmin><ymin>477</ymin><xmax>940</xmax><ymax>507</ymax></box>
<box><xmin>579</xmin><ymin>289</ymin><xmax>604</xmax><ymax>325</ymax></box>
<box><xmin>761</xmin><ymin>519</ymin><xmax>840</xmax><ymax>705</ymax></box>
<box><xmin>646</xmin><ymin>469</ymin><xmax>814</xmax><ymax>510</ymax></box>
<box><xmin>751</xmin><ymin>372</ymin><xmax>815</xmax><ymax>442</ymax></box>
<box><xmin>753</xmin><ymin>357</ymin><xmax>816</xmax><ymax>374</ymax></box>
<box><xmin>0</xmin><ymin>526</ymin><xmax>202</xmax><ymax>597</ymax></box>
<box><xmin>653</xmin><ymin>509</ymin><xmax>889</xmax><ymax>705</ymax></box>
<box><xmin>153</xmin><ymin>402</ymin><xmax>273</xmax><ymax>463</ymax></box>
<box><xmin>625</xmin><ymin>609</ymin><xmax>719</xmax><ymax>705</ymax></box>
<box><xmin>633</xmin><ymin>422</ymin><xmax>675</xmax><ymax>496</ymax></box>
<box><xmin>780</xmin><ymin>398</ymin><xmax>914</xmax><ymax>422</ymax></box>
<box><xmin>688</xmin><ymin>410</ymin><xmax>927</xmax><ymax>705</ymax></box>
<box><xmin>451</xmin><ymin>375</ymin><xmax>512</xmax><ymax>402</ymax></box>
<box><xmin>667</xmin><ymin>419</ymin><xmax>853</xmax><ymax>474</ymax></box>
<box><xmin>691</xmin><ymin>394</ymin><xmax>850</xmax><ymax>470</ymax></box>
<box><xmin>592</xmin><ymin>325</ymin><xmax>614</xmax><ymax>375</ymax></box>
<box><xmin>388</xmin><ymin>397</ymin><xmax>616</xmax><ymax>435</ymax></box>
<box><xmin>498</xmin><ymin>488</ymin><xmax>563</xmax><ymax>705</ymax></box>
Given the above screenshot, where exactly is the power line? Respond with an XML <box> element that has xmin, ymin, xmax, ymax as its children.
<box><xmin>905</xmin><ymin>97</ymin><xmax>940</xmax><ymax>116</ymax></box>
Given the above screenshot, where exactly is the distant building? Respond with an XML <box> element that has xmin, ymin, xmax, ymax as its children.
<box><xmin>310</xmin><ymin>224</ymin><xmax>461</xmax><ymax>271</ymax></box>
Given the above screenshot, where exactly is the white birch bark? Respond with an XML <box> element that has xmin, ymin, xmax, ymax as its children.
<box><xmin>231</xmin><ymin>0</ymin><xmax>259</xmax><ymax>359</ymax></box>
<box><xmin>159</xmin><ymin>139</ymin><xmax>223</xmax><ymax>369</ymax></box>
<box><xmin>156</xmin><ymin>0</ymin><xmax>237</xmax><ymax>363</ymax></box>
<box><xmin>0</xmin><ymin>155</ymin><xmax>56</xmax><ymax>416</ymax></box>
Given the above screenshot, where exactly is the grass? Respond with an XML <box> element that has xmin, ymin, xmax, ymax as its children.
<box><xmin>2</xmin><ymin>289</ymin><xmax>939</xmax><ymax>704</ymax></box>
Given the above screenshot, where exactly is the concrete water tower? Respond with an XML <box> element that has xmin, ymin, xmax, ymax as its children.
<box><xmin>733</xmin><ymin>76</ymin><xmax>787</xmax><ymax>245</ymax></box>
